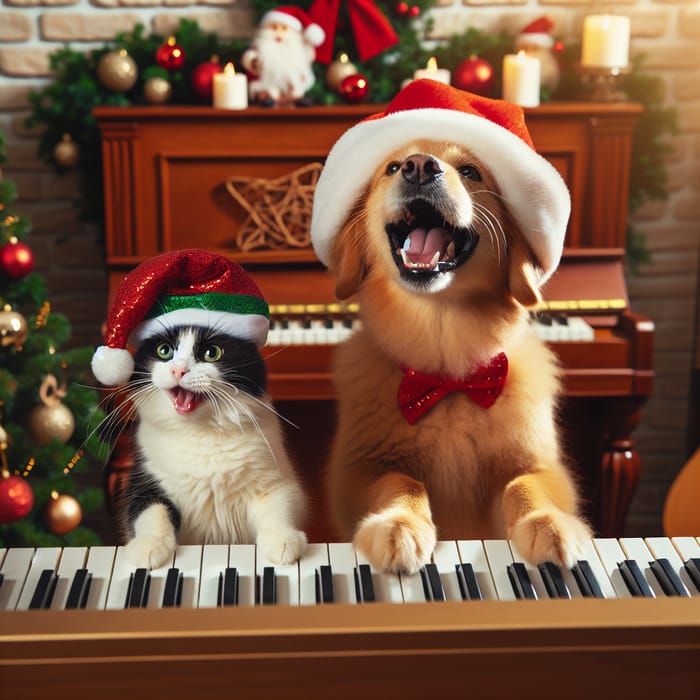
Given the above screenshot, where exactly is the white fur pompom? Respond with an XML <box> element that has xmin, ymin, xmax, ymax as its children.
<box><xmin>91</xmin><ymin>346</ymin><xmax>135</xmax><ymax>386</ymax></box>
<box><xmin>304</xmin><ymin>23</ymin><xmax>325</xmax><ymax>48</ymax></box>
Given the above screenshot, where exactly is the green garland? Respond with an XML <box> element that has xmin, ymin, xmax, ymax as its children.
<box><xmin>24</xmin><ymin>10</ymin><xmax>676</xmax><ymax>268</ymax></box>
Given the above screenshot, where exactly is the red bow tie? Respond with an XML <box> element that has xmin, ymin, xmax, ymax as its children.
<box><xmin>398</xmin><ymin>352</ymin><xmax>508</xmax><ymax>425</ymax></box>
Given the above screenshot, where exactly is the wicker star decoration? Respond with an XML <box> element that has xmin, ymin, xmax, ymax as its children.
<box><xmin>225</xmin><ymin>163</ymin><xmax>323</xmax><ymax>251</ymax></box>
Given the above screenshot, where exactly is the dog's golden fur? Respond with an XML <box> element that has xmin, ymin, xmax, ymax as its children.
<box><xmin>325</xmin><ymin>139</ymin><xmax>591</xmax><ymax>574</ymax></box>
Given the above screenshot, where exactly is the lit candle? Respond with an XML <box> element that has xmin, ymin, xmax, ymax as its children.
<box><xmin>213</xmin><ymin>62</ymin><xmax>248</xmax><ymax>110</ymax></box>
<box><xmin>581</xmin><ymin>15</ymin><xmax>630</xmax><ymax>69</ymax></box>
<box><xmin>502</xmin><ymin>51</ymin><xmax>541</xmax><ymax>107</ymax></box>
<box><xmin>413</xmin><ymin>57</ymin><xmax>451</xmax><ymax>85</ymax></box>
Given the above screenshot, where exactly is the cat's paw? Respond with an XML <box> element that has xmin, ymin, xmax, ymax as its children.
<box><xmin>124</xmin><ymin>532</ymin><xmax>177</xmax><ymax>570</ymax></box>
<box><xmin>354</xmin><ymin>507</ymin><xmax>437</xmax><ymax>575</ymax></box>
<box><xmin>258</xmin><ymin>528</ymin><xmax>308</xmax><ymax>565</ymax></box>
<box><xmin>509</xmin><ymin>508</ymin><xmax>591</xmax><ymax>569</ymax></box>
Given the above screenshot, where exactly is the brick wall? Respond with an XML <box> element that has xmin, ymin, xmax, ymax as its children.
<box><xmin>1</xmin><ymin>0</ymin><xmax>699</xmax><ymax>536</ymax></box>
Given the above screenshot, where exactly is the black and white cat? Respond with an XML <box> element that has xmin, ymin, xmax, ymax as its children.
<box><xmin>113</xmin><ymin>323</ymin><xmax>308</xmax><ymax>570</ymax></box>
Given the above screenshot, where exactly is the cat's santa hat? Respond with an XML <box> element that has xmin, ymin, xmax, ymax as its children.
<box><xmin>311</xmin><ymin>79</ymin><xmax>570</xmax><ymax>283</ymax></box>
<box><xmin>91</xmin><ymin>249</ymin><xmax>270</xmax><ymax>386</ymax></box>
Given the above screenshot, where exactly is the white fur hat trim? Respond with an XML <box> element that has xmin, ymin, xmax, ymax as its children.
<box><xmin>91</xmin><ymin>346</ymin><xmax>135</xmax><ymax>387</ymax></box>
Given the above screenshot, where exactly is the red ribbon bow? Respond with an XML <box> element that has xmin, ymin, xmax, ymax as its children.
<box><xmin>397</xmin><ymin>353</ymin><xmax>509</xmax><ymax>425</ymax></box>
<box><xmin>309</xmin><ymin>0</ymin><xmax>399</xmax><ymax>64</ymax></box>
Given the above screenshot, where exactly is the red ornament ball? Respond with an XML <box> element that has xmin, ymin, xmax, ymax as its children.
<box><xmin>0</xmin><ymin>473</ymin><xmax>34</xmax><ymax>524</ymax></box>
<box><xmin>0</xmin><ymin>238</ymin><xmax>34</xmax><ymax>279</ymax></box>
<box><xmin>409</xmin><ymin>5</ymin><xmax>420</xmax><ymax>17</ymax></box>
<box><xmin>396</xmin><ymin>1</ymin><xmax>409</xmax><ymax>14</ymax></box>
<box><xmin>156</xmin><ymin>37</ymin><xmax>185</xmax><ymax>71</ymax></box>
<box><xmin>453</xmin><ymin>55</ymin><xmax>495</xmax><ymax>97</ymax></box>
<box><xmin>192</xmin><ymin>58</ymin><xmax>223</xmax><ymax>101</ymax></box>
<box><xmin>339</xmin><ymin>73</ymin><xmax>369</xmax><ymax>103</ymax></box>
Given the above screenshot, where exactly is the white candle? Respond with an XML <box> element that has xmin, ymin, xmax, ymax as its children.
<box><xmin>213</xmin><ymin>62</ymin><xmax>248</xmax><ymax>110</ymax></box>
<box><xmin>502</xmin><ymin>51</ymin><xmax>541</xmax><ymax>107</ymax></box>
<box><xmin>414</xmin><ymin>57</ymin><xmax>451</xmax><ymax>85</ymax></box>
<box><xmin>581</xmin><ymin>15</ymin><xmax>630</xmax><ymax>69</ymax></box>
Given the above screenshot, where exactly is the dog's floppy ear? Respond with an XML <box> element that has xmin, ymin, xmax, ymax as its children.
<box><xmin>507</xmin><ymin>228</ymin><xmax>543</xmax><ymax>309</ymax></box>
<box><xmin>330</xmin><ymin>215</ymin><xmax>367</xmax><ymax>300</ymax></box>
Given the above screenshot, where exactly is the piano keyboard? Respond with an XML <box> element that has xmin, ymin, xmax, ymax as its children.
<box><xmin>2</xmin><ymin>536</ymin><xmax>698</xmax><ymax>612</ymax></box>
<box><xmin>266</xmin><ymin>304</ymin><xmax>595</xmax><ymax>346</ymax></box>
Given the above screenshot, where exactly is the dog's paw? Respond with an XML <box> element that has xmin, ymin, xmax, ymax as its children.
<box><xmin>258</xmin><ymin>528</ymin><xmax>308</xmax><ymax>565</ymax></box>
<box><xmin>124</xmin><ymin>532</ymin><xmax>177</xmax><ymax>570</ymax></box>
<box><xmin>509</xmin><ymin>508</ymin><xmax>591</xmax><ymax>569</ymax></box>
<box><xmin>354</xmin><ymin>507</ymin><xmax>437</xmax><ymax>575</ymax></box>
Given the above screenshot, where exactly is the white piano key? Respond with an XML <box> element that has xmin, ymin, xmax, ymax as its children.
<box><xmin>50</xmin><ymin>547</ymin><xmax>88</xmax><ymax>610</ymax></box>
<box><xmin>230</xmin><ymin>544</ymin><xmax>256</xmax><ymax>607</ymax></box>
<box><xmin>481</xmin><ymin>540</ymin><xmax>516</xmax><ymax>601</ymax></box>
<box><xmin>82</xmin><ymin>547</ymin><xmax>117</xmax><ymax>610</ymax></box>
<box><xmin>593</xmin><ymin>538</ymin><xmax>639</xmax><ymax>598</ymax></box>
<box><xmin>575</xmin><ymin>539</ymin><xmax>616</xmax><ymax>599</ymax></box>
<box><xmin>299</xmin><ymin>543</ymin><xmax>330</xmax><ymax>606</ymax></box>
<box><xmin>256</xmin><ymin>546</ymin><xmax>299</xmax><ymax>606</ymax></box>
<box><xmin>327</xmin><ymin>542</ymin><xmax>358</xmax><ymax>604</ymax></box>
<box><xmin>15</xmin><ymin>547</ymin><xmax>62</xmax><ymax>610</ymax></box>
<box><xmin>0</xmin><ymin>547</ymin><xmax>35</xmax><ymax>611</ymax></box>
<box><xmin>398</xmin><ymin>569</ymin><xmax>427</xmax><ymax>604</ymax></box>
<box><xmin>457</xmin><ymin>539</ymin><xmax>498</xmax><ymax>600</ymax></box>
<box><xmin>105</xmin><ymin>546</ymin><xmax>140</xmax><ymax>609</ymax></box>
<box><xmin>142</xmin><ymin>551</ymin><xmax>176</xmax><ymax>609</ymax></box>
<box><xmin>355</xmin><ymin>548</ymin><xmax>403</xmax><ymax>603</ymax></box>
<box><xmin>199</xmin><ymin>544</ymin><xmax>230</xmax><ymax>608</ymax></box>
<box><xmin>431</xmin><ymin>541</ymin><xmax>463</xmax><ymax>602</ymax></box>
<box><xmin>672</xmin><ymin>536</ymin><xmax>700</xmax><ymax>561</ymax></box>
<box><xmin>644</xmin><ymin>537</ymin><xmax>694</xmax><ymax>597</ymax></box>
<box><xmin>173</xmin><ymin>545</ymin><xmax>203</xmax><ymax>608</ymax></box>
<box><xmin>619</xmin><ymin>538</ymin><xmax>663</xmax><ymax>597</ymax></box>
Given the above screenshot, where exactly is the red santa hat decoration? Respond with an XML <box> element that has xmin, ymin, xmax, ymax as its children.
<box><xmin>310</xmin><ymin>79</ymin><xmax>570</xmax><ymax>283</ymax></box>
<box><xmin>260</xmin><ymin>6</ymin><xmax>325</xmax><ymax>48</ymax></box>
<box><xmin>91</xmin><ymin>249</ymin><xmax>270</xmax><ymax>386</ymax></box>
<box><xmin>516</xmin><ymin>16</ymin><xmax>555</xmax><ymax>49</ymax></box>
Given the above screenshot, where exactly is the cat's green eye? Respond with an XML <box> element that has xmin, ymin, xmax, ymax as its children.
<box><xmin>202</xmin><ymin>344</ymin><xmax>224</xmax><ymax>362</ymax></box>
<box><xmin>155</xmin><ymin>342</ymin><xmax>174</xmax><ymax>361</ymax></box>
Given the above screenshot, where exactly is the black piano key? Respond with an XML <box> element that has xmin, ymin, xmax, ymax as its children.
<box><xmin>455</xmin><ymin>562</ymin><xmax>482</xmax><ymax>601</ymax></box>
<box><xmin>29</xmin><ymin>569</ymin><xmax>58</xmax><ymax>610</ymax></box>
<box><xmin>533</xmin><ymin>311</ymin><xmax>553</xmax><ymax>326</ymax></box>
<box><xmin>125</xmin><ymin>568</ymin><xmax>151</xmax><ymax>608</ymax></box>
<box><xmin>419</xmin><ymin>564</ymin><xmax>445</xmax><ymax>602</ymax></box>
<box><xmin>650</xmin><ymin>558</ymin><xmax>689</xmax><ymax>597</ymax></box>
<box><xmin>684</xmin><ymin>558</ymin><xmax>700</xmax><ymax>592</ymax></box>
<box><xmin>65</xmin><ymin>568</ymin><xmax>92</xmax><ymax>609</ymax></box>
<box><xmin>353</xmin><ymin>564</ymin><xmax>375</xmax><ymax>603</ymax></box>
<box><xmin>315</xmin><ymin>565</ymin><xmax>334</xmax><ymax>604</ymax></box>
<box><xmin>217</xmin><ymin>567</ymin><xmax>239</xmax><ymax>607</ymax></box>
<box><xmin>538</xmin><ymin>562</ymin><xmax>571</xmax><ymax>599</ymax></box>
<box><xmin>0</xmin><ymin>572</ymin><xmax>4</xmax><ymax>590</ymax></box>
<box><xmin>261</xmin><ymin>566</ymin><xmax>276</xmax><ymax>605</ymax></box>
<box><xmin>572</xmin><ymin>560</ymin><xmax>604</xmax><ymax>599</ymax></box>
<box><xmin>162</xmin><ymin>567</ymin><xmax>184</xmax><ymax>607</ymax></box>
<box><xmin>618</xmin><ymin>560</ymin><xmax>654</xmax><ymax>598</ymax></box>
<box><xmin>507</xmin><ymin>562</ymin><xmax>537</xmax><ymax>600</ymax></box>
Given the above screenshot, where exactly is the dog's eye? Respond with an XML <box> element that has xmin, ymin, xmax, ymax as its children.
<box><xmin>385</xmin><ymin>161</ymin><xmax>401</xmax><ymax>176</ymax></box>
<box><xmin>459</xmin><ymin>165</ymin><xmax>482</xmax><ymax>181</ymax></box>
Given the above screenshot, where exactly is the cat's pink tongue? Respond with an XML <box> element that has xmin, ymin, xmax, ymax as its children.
<box><xmin>172</xmin><ymin>387</ymin><xmax>201</xmax><ymax>415</ymax></box>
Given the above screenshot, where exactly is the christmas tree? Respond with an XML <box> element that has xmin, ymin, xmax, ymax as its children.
<box><xmin>0</xmin><ymin>130</ymin><xmax>109</xmax><ymax>547</ymax></box>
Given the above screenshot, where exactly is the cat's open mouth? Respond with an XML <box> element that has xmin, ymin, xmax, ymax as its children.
<box><xmin>386</xmin><ymin>198</ymin><xmax>479</xmax><ymax>281</ymax></box>
<box><xmin>170</xmin><ymin>387</ymin><xmax>203</xmax><ymax>415</ymax></box>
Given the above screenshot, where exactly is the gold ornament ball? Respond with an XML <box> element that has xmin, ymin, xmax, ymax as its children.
<box><xmin>28</xmin><ymin>402</ymin><xmax>75</xmax><ymax>446</ymax></box>
<box><xmin>0</xmin><ymin>308</ymin><xmax>28</xmax><ymax>348</ymax></box>
<box><xmin>326</xmin><ymin>53</ymin><xmax>358</xmax><ymax>91</ymax></box>
<box><xmin>98</xmin><ymin>49</ymin><xmax>138</xmax><ymax>92</ymax></box>
<box><xmin>53</xmin><ymin>134</ymin><xmax>80</xmax><ymax>168</ymax></box>
<box><xmin>44</xmin><ymin>491</ymin><xmax>82</xmax><ymax>535</ymax></box>
<box><xmin>144</xmin><ymin>76</ymin><xmax>172</xmax><ymax>104</ymax></box>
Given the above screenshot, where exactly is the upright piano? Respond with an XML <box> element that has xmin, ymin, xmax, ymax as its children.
<box><xmin>93</xmin><ymin>102</ymin><xmax>652</xmax><ymax>539</ymax></box>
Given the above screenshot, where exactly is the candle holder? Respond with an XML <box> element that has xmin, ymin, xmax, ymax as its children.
<box><xmin>576</xmin><ymin>63</ymin><xmax>631</xmax><ymax>102</ymax></box>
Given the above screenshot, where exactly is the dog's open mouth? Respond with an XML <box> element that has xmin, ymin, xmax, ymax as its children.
<box><xmin>386</xmin><ymin>198</ymin><xmax>479</xmax><ymax>278</ymax></box>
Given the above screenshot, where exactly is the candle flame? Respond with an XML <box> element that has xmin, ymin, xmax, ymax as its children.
<box><xmin>426</xmin><ymin>56</ymin><xmax>438</xmax><ymax>71</ymax></box>
<box><xmin>516</xmin><ymin>50</ymin><xmax>527</xmax><ymax>61</ymax></box>
<box><xmin>224</xmin><ymin>62</ymin><xmax>236</xmax><ymax>75</ymax></box>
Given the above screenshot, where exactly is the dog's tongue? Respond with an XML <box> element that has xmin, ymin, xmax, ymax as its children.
<box><xmin>402</xmin><ymin>227</ymin><xmax>450</xmax><ymax>267</ymax></box>
<box><xmin>172</xmin><ymin>387</ymin><xmax>201</xmax><ymax>415</ymax></box>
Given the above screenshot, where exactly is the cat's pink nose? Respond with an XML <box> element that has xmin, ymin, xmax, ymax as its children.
<box><xmin>170</xmin><ymin>366</ymin><xmax>186</xmax><ymax>380</ymax></box>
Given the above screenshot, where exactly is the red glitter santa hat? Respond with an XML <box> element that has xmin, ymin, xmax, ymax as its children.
<box><xmin>310</xmin><ymin>79</ymin><xmax>570</xmax><ymax>282</ymax></box>
<box><xmin>91</xmin><ymin>249</ymin><xmax>270</xmax><ymax>386</ymax></box>
<box><xmin>517</xmin><ymin>16</ymin><xmax>555</xmax><ymax>49</ymax></box>
<box><xmin>261</xmin><ymin>6</ymin><xmax>325</xmax><ymax>47</ymax></box>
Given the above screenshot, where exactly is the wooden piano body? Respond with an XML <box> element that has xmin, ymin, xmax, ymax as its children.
<box><xmin>94</xmin><ymin>102</ymin><xmax>652</xmax><ymax>538</ymax></box>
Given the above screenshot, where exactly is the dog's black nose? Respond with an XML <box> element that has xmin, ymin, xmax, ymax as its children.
<box><xmin>401</xmin><ymin>154</ymin><xmax>443</xmax><ymax>186</ymax></box>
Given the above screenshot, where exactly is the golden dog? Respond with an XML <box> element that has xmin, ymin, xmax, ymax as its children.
<box><xmin>310</xmin><ymin>81</ymin><xmax>591</xmax><ymax>574</ymax></box>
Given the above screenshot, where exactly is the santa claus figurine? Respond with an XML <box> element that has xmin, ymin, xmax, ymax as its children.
<box><xmin>241</xmin><ymin>6</ymin><xmax>325</xmax><ymax>106</ymax></box>
<box><xmin>515</xmin><ymin>16</ymin><xmax>561</xmax><ymax>91</ymax></box>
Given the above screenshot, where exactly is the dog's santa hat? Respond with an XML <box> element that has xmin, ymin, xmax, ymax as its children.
<box><xmin>260</xmin><ymin>6</ymin><xmax>325</xmax><ymax>47</ymax></box>
<box><xmin>91</xmin><ymin>249</ymin><xmax>270</xmax><ymax>387</ymax></box>
<box><xmin>311</xmin><ymin>79</ymin><xmax>570</xmax><ymax>282</ymax></box>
